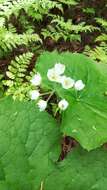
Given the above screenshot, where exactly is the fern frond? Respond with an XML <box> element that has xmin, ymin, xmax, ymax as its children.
<box><xmin>0</xmin><ymin>0</ymin><xmax>36</xmax><ymax>18</ymax></box>
<box><xmin>0</xmin><ymin>0</ymin><xmax>63</xmax><ymax>20</ymax></box>
<box><xmin>51</xmin><ymin>16</ymin><xmax>99</xmax><ymax>33</ymax></box>
<box><xmin>96</xmin><ymin>34</ymin><xmax>107</xmax><ymax>42</ymax></box>
<box><xmin>0</xmin><ymin>17</ymin><xmax>5</xmax><ymax>27</ymax></box>
<box><xmin>84</xmin><ymin>43</ymin><xmax>107</xmax><ymax>64</ymax></box>
<box><xmin>42</xmin><ymin>16</ymin><xmax>98</xmax><ymax>42</ymax></box>
<box><xmin>57</xmin><ymin>0</ymin><xmax>78</xmax><ymax>6</ymax></box>
<box><xmin>0</xmin><ymin>26</ymin><xmax>41</xmax><ymax>52</ymax></box>
<box><xmin>42</xmin><ymin>26</ymin><xmax>81</xmax><ymax>42</ymax></box>
<box><xmin>5</xmin><ymin>52</ymin><xmax>33</xmax><ymax>81</ymax></box>
<box><xmin>3</xmin><ymin>52</ymin><xmax>34</xmax><ymax>100</ymax></box>
<box><xmin>82</xmin><ymin>7</ymin><xmax>95</xmax><ymax>15</ymax></box>
<box><xmin>96</xmin><ymin>18</ymin><xmax>107</xmax><ymax>30</ymax></box>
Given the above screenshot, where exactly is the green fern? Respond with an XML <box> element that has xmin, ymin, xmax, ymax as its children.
<box><xmin>0</xmin><ymin>17</ymin><xmax>5</xmax><ymax>27</ymax></box>
<box><xmin>95</xmin><ymin>18</ymin><xmax>107</xmax><ymax>42</ymax></box>
<box><xmin>0</xmin><ymin>0</ymin><xmax>63</xmax><ymax>20</ymax></box>
<box><xmin>0</xmin><ymin>0</ymin><xmax>36</xmax><ymax>18</ymax></box>
<box><xmin>0</xmin><ymin>24</ymin><xmax>41</xmax><ymax>53</ymax></box>
<box><xmin>51</xmin><ymin>16</ymin><xmax>98</xmax><ymax>33</ymax></box>
<box><xmin>3</xmin><ymin>52</ymin><xmax>34</xmax><ymax>100</ymax></box>
<box><xmin>84</xmin><ymin>43</ymin><xmax>107</xmax><ymax>64</ymax></box>
<box><xmin>42</xmin><ymin>16</ymin><xmax>98</xmax><ymax>42</ymax></box>
<box><xmin>82</xmin><ymin>7</ymin><xmax>95</xmax><ymax>15</ymax></box>
<box><xmin>42</xmin><ymin>25</ymin><xmax>81</xmax><ymax>42</ymax></box>
<box><xmin>57</xmin><ymin>0</ymin><xmax>78</xmax><ymax>6</ymax></box>
<box><xmin>96</xmin><ymin>18</ymin><xmax>107</xmax><ymax>31</ymax></box>
<box><xmin>0</xmin><ymin>11</ymin><xmax>41</xmax><ymax>55</ymax></box>
<box><xmin>1</xmin><ymin>0</ymin><xmax>106</xmax><ymax>101</ymax></box>
<box><xmin>29</xmin><ymin>0</ymin><xmax>63</xmax><ymax>20</ymax></box>
<box><xmin>96</xmin><ymin>34</ymin><xmax>107</xmax><ymax>42</ymax></box>
<box><xmin>0</xmin><ymin>0</ymin><xmax>62</xmax><ymax>54</ymax></box>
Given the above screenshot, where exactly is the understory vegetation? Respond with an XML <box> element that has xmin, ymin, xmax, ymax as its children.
<box><xmin>0</xmin><ymin>0</ymin><xmax>107</xmax><ymax>189</ymax></box>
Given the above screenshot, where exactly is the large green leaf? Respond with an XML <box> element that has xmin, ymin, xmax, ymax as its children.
<box><xmin>1</xmin><ymin>97</ymin><xmax>107</xmax><ymax>190</ymax></box>
<box><xmin>45</xmin><ymin>146</ymin><xmax>107</xmax><ymax>190</ymax></box>
<box><xmin>36</xmin><ymin>51</ymin><xmax>107</xmax><ymax>150</ymax></box>
<box><xmin>0</xmin><ymin>97</ymin><xmax>60</xmax><ymax>190</ymax></box>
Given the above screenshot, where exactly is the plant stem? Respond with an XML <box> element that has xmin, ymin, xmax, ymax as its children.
<box><xmin>47</xmin><ymin>91</ymin><xmax>55</xmax><ymax>102</ymax></box>
<box><xmin>54</xmin><ymin>107</ymin><xmax>59</xmax><ymax>117</ymax></box>
<box><xmin>40</xmin><ymin>91</ymin><xmax>52</xmax><ymax>96</ymax></box>
<box><xmin>40</xmin><ymin>181</ymin><xmax>44</xmax><ymax>190</ymax></box>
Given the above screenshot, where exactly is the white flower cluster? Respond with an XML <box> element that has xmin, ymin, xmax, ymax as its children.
<box><xmin>30</xmin><ymin>72</ymin><xmax>68</xmax><ymax>112</ymax></box>
<box><xmin>29</xmin><ymin>63</ymin><xmax>85</xmax><ymax>113</ymax></box>
<box><xmin>47</xmin><ymin>63</ymin><xmax>85</xmax><ymax>91</ymax></box>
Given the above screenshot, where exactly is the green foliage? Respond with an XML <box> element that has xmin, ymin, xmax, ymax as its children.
<box><xmin>0</xmin><ymin>0</ymin><xmax>107</xmax><ymax>189</ymax></box>
<box><xmin>45</xmin><ymin>146</ymin><xmax>107</xmax><ymax>190</ymax></box>
<box><xmin>96</xmin><ymin>34</ymin><xmax>107</xmax><ymax>42</ymax></box>
<box><xmin>36</xmin><ymin>51</ymin><xmax>107</xmax><ymax>150</ymax></box>
<box><xmin>0</xmin><ymin>97</ymin><xmax>107</xmax><ymax>190</ymax></box>
<box><xmin>0</xmin><ymin>0</ymin><xmax>63</xmax><ymax>19</ymax></box>
<box><xmin>0</xmin><ymin>1</ymin><xmax>42</xmax><ymax>56</ymax></box>
<box><xmin>0</xmin><ymin>74</ymin><xmax>4</xmax><ymax>97</ymax></box>
<box><xmin>42</xmin><ymin>15</ymin><xmax>98</xmax><ymax>42</ymax></box>
<box><xmin>57</xmin><ymin>0</ymin><xmax>78</xmax><ymax>6</ymax></box>
<box><xmin>95</xmin><ymin>18</ymin><xmax>107</xmax><ymax>42</ymax></box>
<box><xmin>0</xmin><ymin>25</ymin><xmax>41</xmax><ymax>53</ymax></box>
<box><xmin>42</xmin><ymin>25</ymin><xmax>81</xmax><ymax>42</ymax></box>
<box><xmin>82</xmin><ymin>7</ymin><xmax>95</xmax><ymax>15</ymax></box>
<box><xmin>51</xmin><ymin>16</ymin><xmax>98</xmax><ymax>33</ymax></box>
<box><xmin>3</xmin><ymin>52</ymin><xmax>34</xmax><ymax>100</ymax></box>
<box><xmin>0</xmin><ymin>0</ymin><xmax>37</xmax><ymax>18</ymax></box>
<box><xmin>0</xmin><ymin>0</ymin><xmax>97</xmax><ymax>49</ymax></box>
<box><xmin>0</xmin><ymin>97</ymin><xmax>60</xmax><ymax>190</ymax></box>
<box><xmin>96</xmin><ymin>18</ymin><xmax>107</xmax><ymax>31</ymax></box>
<box><xmin>84</xmin><ymin>43</ymin><xmax>107</xmax><ymax>64</ymax></box>
<box><xmin>0</xmin><ymin>0</ymin><xmax>77</xmax><ymax>55</ymax></box>
<box><xmin>0</xmin><ymin>0</ymin><xmax>101</xmax><ymax>53</ymax></box>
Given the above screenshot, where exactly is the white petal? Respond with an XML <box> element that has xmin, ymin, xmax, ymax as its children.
<box><xmin>54</xmin><ymin>63</ymin><xmax>65</xmax><ymax>75</ymax></box>
<box><xmin>61</xmin><ymin>76</ymin><xmax>75</xmax><ymax>89</ymax></box>
<box><xmin>47</xmin><ymin>68</ymin><xmax>61</xmax><ymax>83</ymax></box>
<box><xmin>37</xmin><ymin>100</ymin><xmax>47</xmax><ymax>111</ymax></box>
<box><xmin>74</xmin><ymin>80</ymin><xmax>85</xmax><ymax>91</ymax></box>
<box><xmin>31</xmin><ymin>73</ymin><xmax>42</xmax><ymax>86</ymax></box>
<box><xmin>58</xmin><ymin>99</ymin><xmax>69</xmax><ymax>111</ymax></box>
<box><xmin>30</xmin><ymin>90</ymin><xmax>40</xmax><ymax>100</ymax></box>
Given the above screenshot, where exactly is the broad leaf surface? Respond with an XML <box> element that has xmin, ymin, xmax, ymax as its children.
<box><xmin>0</xmin><ymin>97</ymin><xmax>60</xmax><ymax>190</ymax></box>
<box><xmin>0</xmin><ymin>97</ymin><xmax>107</xmax><ymax>190</ymax></box>
<box><xmin>45</xmin><ymin>146</ymin><xmax>107</xmax><ymax>190</ymax></box>
<box><xmin>36</xmin><ymin>51</ymin><xmax>107</xmax><ymax>150</ymax></box>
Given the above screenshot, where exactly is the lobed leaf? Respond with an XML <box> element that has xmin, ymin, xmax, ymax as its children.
<box><xmin>36</xmin><ymin>51</ymin><xmax>107</xmax><ymax>150</ymax></box>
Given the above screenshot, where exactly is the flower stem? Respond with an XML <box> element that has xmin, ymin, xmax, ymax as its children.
<box><xmin>40</xmin><ymin>91</ymin><xmax>52</xmax><ymax>96</ymax></box>
<box><xmin>40</xmin><ymin>181</ymin><xmax>44</xmax><ymax>190</ymax></box>
<box><xmin>54</xmin><ymin>107</ymin><xmax>59</xmax><ymax>117</ymax></box>
<box><xmin>75</xmin><ymin>89</ymin><xmax>78</xmax><ymax>99</ymax></box>
<box><xmin>47</xmin><ymin>91</ymin><xmax>55</xmax><ymax>102</ymax></box>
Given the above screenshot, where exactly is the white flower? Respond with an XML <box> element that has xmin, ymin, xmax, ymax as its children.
<box><xmin>47</xmin><ymin>68</ymin><xmax>61</xmax><ymax>83</ymax></box>
<box><xmin>37</xmin><ymin>100</ymin><xmax>47</xmax><ymax>111</ymax></box>
<box><xmin>61</xmin><ymin>76</ymin><xmax>75</xmax><ymax>89</ymax></box>
<box><xmin>30</xmin><ymin>90</ymin><xmax>40</xmax><ymax>100</ymax></box>
<box><xmin>74</xmin><ymin>80</ymin><xmax>85</xmax><ymax>91</ymax></box>
<box><xmin>30</xmin><ymin>73</ymin><xmax>42</xmax><ymax>86</ymax></box>
<box><xmin>54</xmin><ymin>63</ymin><xmax>65</xmax><ymax>75</ymax></box>
<box><xmin>58</xmin><ymin>99</ymin><xmax>69</xmax><ymax>111</ymax></box>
